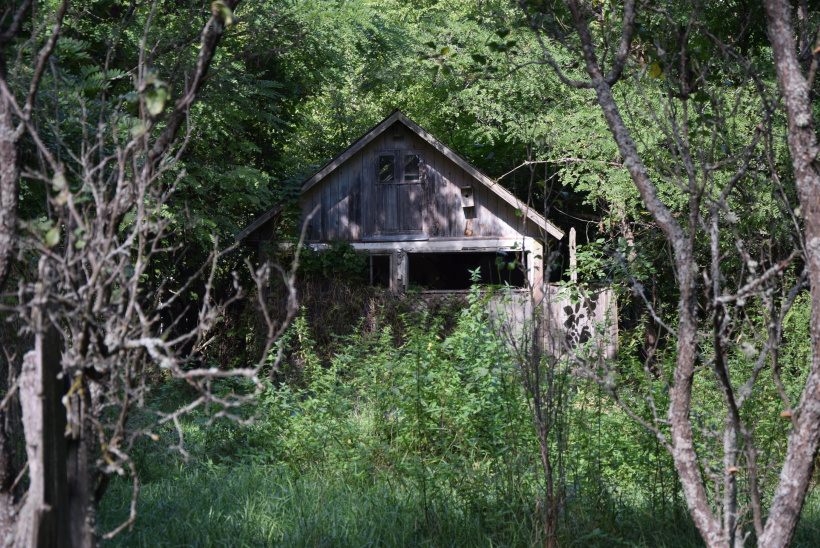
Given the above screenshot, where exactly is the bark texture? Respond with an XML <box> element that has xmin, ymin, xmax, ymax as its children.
<box><xmin>561</xmin><ymin>1</ymin><xmax>725</xmax><ymax>543</ymax></box>
<box><xmin>759</xmin><ymin>1</ymin><xmax>820</xmax><ymax>546</ymax></box>
<box><xmin>0</xmin><ymin>50</ymin><xmax>20</xmax><ymax>292</ymax></box>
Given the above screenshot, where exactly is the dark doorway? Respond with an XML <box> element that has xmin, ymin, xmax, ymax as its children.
<box><xmin>370</xmin><ymin>255</ymin><xmax>391</xmax><ymax>288</ymax></box>
<box><xmin>408</xmin><ymin>252</ymin><xmax>526</xmax><ymax>290</ymax></box>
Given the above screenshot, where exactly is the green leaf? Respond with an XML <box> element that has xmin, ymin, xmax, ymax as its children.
<box><xmin>471</xmin><ymin>54</ymin><xmax>487</xmax><ymax>65</ymax></box>
<box><xmin>145</xmin><ymin>87</ymin><xmax>168</xmax><ymax>116</ymax></box>
<box><xmin>45</xmin><ymin>227</ymin><xmax>60</xmax><ymax>248</ymax></box>
<box><xmin>211</xmin><ymin>1</ymin><xmax>235</xmax><ymax>26</ymax></box>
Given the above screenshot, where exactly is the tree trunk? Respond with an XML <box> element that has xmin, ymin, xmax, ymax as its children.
<box><xmin>0</xmin><ymin>50</ymin><xmax>20</xmax><ymax>292</ymax></box>
<box><xmin>759</xmin><ymin>1</ymin><xmax>820</xmax><ymax>545</ymax></box>
<box><xmin>0</xmin><ymin>408</ymin><xmax>16</xmax><ymax>544</ymax></box>
<box><xmin>721</xmin><ymin>422</ymin><xmax>741</xmax><ymax>547</ymax></box>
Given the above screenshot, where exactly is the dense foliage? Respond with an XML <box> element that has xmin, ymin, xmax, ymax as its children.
<box><xmin>4</xmin><ymin>0</ymin><xmax>820</xmax><ymax>545</ymax></box>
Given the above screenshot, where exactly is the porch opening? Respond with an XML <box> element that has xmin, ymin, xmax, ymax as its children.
<box><xmin>408</xmin><ymin>252</ymin><xmax>526</xmax><ymax>291</ymax></box>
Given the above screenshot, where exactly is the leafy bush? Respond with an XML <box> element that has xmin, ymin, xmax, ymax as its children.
<box><xmin>297</xmin><ymin>239</ymin><xmax>368</xmax><ymax>283</ymax></box>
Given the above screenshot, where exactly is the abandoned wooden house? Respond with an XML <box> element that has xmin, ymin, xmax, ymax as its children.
<box><xmin>240</xmin><ymin>110</ymin><xmax>617</xmax><ymax>355</ymax></box>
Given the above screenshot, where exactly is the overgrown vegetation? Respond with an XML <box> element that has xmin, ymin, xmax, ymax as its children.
<box><xmin>97</xmin><ymin>285</ymin><xmax>820</xmax><ymax>547</ymax></box>
<box><xmin>3</xmin><ymin>0</ymin><xmax>820</xmax><ymax>545</ymax></box>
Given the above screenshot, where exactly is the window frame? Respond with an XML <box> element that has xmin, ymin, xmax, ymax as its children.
<box><xmin>377</xmin><ymin>153</ymin><xmax>396</xmax><ymax>183</ymax></box>
<box><xmin>376</xmin><ymin>150</ymin><xmax>423</xmax><ymax>185</ymax></box>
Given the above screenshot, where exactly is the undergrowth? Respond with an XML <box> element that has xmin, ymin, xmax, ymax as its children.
<box><xmin>99</xmin><ymin>285</ymin><xmax>820</xmax><ymax>547</ymax></box>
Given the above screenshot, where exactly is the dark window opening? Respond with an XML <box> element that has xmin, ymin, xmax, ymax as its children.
<box><xmin>404</xmin><ymin>154</ymin><xmax>420</xmax><ymax>182</ymax></box>
<box><xmin>408</xmin><ymin>252</ymin><xmax>526</xmax><ymax>290</ymax></box>
<box><xmin>378</xmin><ymin>154</ymin><xmax>395</xmax><ymax>182</ymax></box>
<box><xmin>370</xmin><ymin>255</ymin><xmax>391</xmax><ymax>288</ymax></box>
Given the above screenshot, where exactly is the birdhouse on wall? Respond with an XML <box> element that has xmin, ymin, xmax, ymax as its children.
<box><xmin>460</xmin><ymin>186</ymin><xmax>475</xmax><ymax>208</ymax></box>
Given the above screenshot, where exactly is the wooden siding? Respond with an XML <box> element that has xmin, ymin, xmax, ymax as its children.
<box><xmin>302</xmin><ymin>121</ymin><xmax>536</xmax><ymax>243</ymax></box>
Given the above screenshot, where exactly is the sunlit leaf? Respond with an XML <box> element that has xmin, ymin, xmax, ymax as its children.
<box><xmin>45</xmin><ymin>227</ymin><xmax>60</xmax><ymax>248</ymax></box>
<box><xmin>211</xmin><ymin>1</ymin><xmax>235</xmax><ymax>26</ymax></box>
<box><xmin>145</xmin><ymin>87</ymin><xmax>168</xmax><ymax>116</ymax></box>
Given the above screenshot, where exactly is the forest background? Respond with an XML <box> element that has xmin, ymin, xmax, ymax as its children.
<box><xmin>1</xmin><ymin>0</ymin><xmax>820</xmax><ymax>546</ymax></box>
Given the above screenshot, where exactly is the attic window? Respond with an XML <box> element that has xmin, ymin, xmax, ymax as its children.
<box><xmin>404</xmin><ymin>154</ymin><xmax>420</xmax><ymax>182</ymax></box>
<box><xmin>378</xmin><ymin>154</ymin><xmax>395</xmax><ymax>182</ymax></box>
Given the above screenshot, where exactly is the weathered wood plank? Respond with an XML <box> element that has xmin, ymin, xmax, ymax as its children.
<box><xmin>489</xmin><ymin>187</ymin><xmax>507</xmax><ymax>237</ymax></box>
<box><xmin>337</xmin><ymin>162</ymin><xmax>349</xmax><ymax>239</ymax></box>
<box><xmin>430</xmin><ymin>149</ymin><xmax>440</xmax><ymax>235</ymax></box>
<box><xmin>331</xmin><ymin>170</ymin><xmax>340</xmax><ymax>240</ymax></box>
<box><xmin>439</xmin><ymin>151</ymin><xmax>453</xmax><ymax>237</ymax></box>
<box><xmin>384</xmin><ymin>184</ymin><xmax>399</xmax><ymax>233</ymax></box>
<box><xmin>481</xmin><ymin>183</ymin><xmax>496</xmax><ymax>236</ymax></box>
<box><xmin>321</xmin><ymin>173</ymin><xmax>331</xmax><ymax>240</ymax></box>
<box><xmin>361</xmin><ymin>146</ymin><xmax>373</xmax><ymax>237</ymax></box>
<box><xmin>349</xmin><ymin>151</ymin><xmax>362</xmax><ymax>240</ymax></box>
<box><xmin>16</xmin><ymin>306</ymin><xmax>70</xmax><ymax>548</ymax></box>
<box><xmin>472</xmin><ymin>176</ymin><xmax>486</xmax><ymax>236</ymax></box>
<box><xmin>448</xmin><ymin>162</ymin><xmax>464</xmax><ymax>238</ymax></box>
<box><xmin>402</xmin><ymin>182</ymin><xmax>424</xmax><ymax>232</ymax></box>
<box><xmin>303</xmin><ymin>188</ymin><xmax>319</xmax><ymax>241</ymax></box>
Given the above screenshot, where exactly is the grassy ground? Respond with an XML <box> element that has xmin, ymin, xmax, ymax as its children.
<box><xmin>100</xmin><ymin>464</ymin><xmax>537</xmax><ymax>547</ymax></box>
<box><xmin>99</xmin><ymin>462</ymin><xmax>711</xmax><ymax>548</ymax></box>
<box><xmin>96</xmin><ymin>398</ymin><xmax>820</xmax><ymax>548</ymax></box>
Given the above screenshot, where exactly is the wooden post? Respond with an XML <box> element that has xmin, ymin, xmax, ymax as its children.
<box><xmin>15</xmin><ymin>297</ymin><xmax>69</xmax><ymax>548</ymax></box>
<box><xmin>396</xmin><ymin>249</ymin><xmax>407</xmax><ymax>293</ymax></box>
<box><xmin>527</xmin><ymin>238</ymin><xmax>546</xmax><ymax>354</ymax></box>
<box><xmin>527</xmin><ymin>238</ymin><xmax>545</xmax><ymax>306</ymax></box>
<box><xmin>569</xmin><ymin>227</ymin><xmax>577</xmax><ymax>283</ymax></box>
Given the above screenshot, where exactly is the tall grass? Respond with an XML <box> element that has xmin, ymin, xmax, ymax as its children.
<box><xmin>99</xmin><ymin>458</ymin><xmax>724</xmax><ymax>547</ymax></box>
<box><xmin>100</xmin><ymin>464</ymin><xmax>537</xmax><ymax>547</ymax></box>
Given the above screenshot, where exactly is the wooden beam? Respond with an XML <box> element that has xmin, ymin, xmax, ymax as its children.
<box><xmin>235</xmin><ymin>204</ymin><xmax>283</xmax><ymax>242</ymax></box>
<box><xmin>304</xmin><ymin>237</ymin><xmax>534</xmax><ymax>253</ymax></box>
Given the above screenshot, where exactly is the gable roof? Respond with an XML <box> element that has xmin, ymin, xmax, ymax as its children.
<box><xmin>239</xmin><ymin>110</ymin><xmax>564</xmax><ymax>241</ymax></box>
